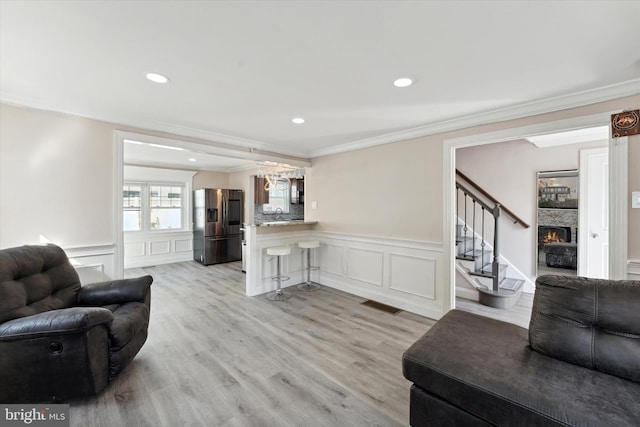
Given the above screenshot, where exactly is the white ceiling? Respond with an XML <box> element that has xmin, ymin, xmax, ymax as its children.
<box><xmin>123</xmin><ymin>139</ymin><xmax>256</xmax><ymax>172</ymax></box>
<box><xmin>2</xmin><ymin>0</ymin><xmax>640</xmax><ymax>166</ymax></box>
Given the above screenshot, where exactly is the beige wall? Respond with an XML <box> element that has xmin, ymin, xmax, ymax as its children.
<box><xmin>456</xmin><ymin>138</ymin><xmax>608</xmax><ymax>279</ymax></box>
<box><xmin>0</xmin><ymin>104</ymin><xmax>254</xmax><ymax>249</ymax></box>
<box><xmin>309</xmin><ymin>94</ymin><xmax>640</xmax><ymax>263</ymax></box>
<box><xmin>192</xmin><ymin>171</ymin><xmax>229</xmax><ymax>190</ymax></box>
<box><xmin>0</xmin><ymin>104</ymin><xmax>114</xmax><ymax>248</ymax></box>
<box><xmin>308</xmin><ymin>136</ymin><xmax>442</xmax><ymax>241</ymax></box>
<box><xmin>2</xmin><ymin>95</ymin><xmax>639</xmax><ymax>268</ymax></box>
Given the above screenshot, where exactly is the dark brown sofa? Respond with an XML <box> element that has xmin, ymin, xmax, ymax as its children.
<box><xmin>0</xmin><ymin>244</ymin><xmax>153</xmax><ymax>403</ymax></box>
<box><xmin>403</xmin><ymin>275</ymin><xmax>640</xmax><ymax>426</ymax></box>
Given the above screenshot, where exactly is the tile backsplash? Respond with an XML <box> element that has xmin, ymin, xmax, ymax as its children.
<box><xmin>254</xmin><ymin>203</ymin><xmax>304</xmax><ymax>223</ymax></box>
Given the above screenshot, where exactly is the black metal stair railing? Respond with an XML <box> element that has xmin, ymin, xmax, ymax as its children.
<box><xmin>456</xmin><ymin>169</ymin><xmax>529</xmax><ymax>229</ymax></box>
<box><xmin>456</xmin><ymin>181</ymin><xmax>502</xmax><ymax>292</ymax></box>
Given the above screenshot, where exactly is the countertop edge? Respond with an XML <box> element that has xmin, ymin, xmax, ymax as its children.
<box><xmin>245</xmin><ymin>221</ymin><xmax>318</xmax><ymax>227</ymax></box>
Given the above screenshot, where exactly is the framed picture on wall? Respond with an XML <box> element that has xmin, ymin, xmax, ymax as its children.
<box><xmin>537</xmin><ymin>170</ymin><xmax>578</xmax><ymax>209</ymax></box>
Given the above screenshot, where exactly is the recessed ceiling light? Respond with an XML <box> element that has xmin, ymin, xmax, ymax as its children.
<box><xmin>393</xmin><ymin>77</ymin><xmax>413</xmax><ymax>88</ymax></box>
<box><xmin>188</xmin><ymin>158</ymin><xmax>197</xmax><ymax>162</ymax></box>
<box><xmin>145</xmin><ymin>72</ymin><xmax>170</xmax><ymax>84</ymax></box>
<box><xmin>291</xmin><ymin>117</ymin><xmax>305</xmax><ymax>124</ymax></box>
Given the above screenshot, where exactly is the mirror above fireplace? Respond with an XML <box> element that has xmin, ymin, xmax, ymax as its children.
<box><xmin>537</xmin><ymin>170</ymin><xmax>579</xmax><ymax>277</ymax></box>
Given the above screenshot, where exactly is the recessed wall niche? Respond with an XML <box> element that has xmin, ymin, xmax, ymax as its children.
<box><xmin>537</xmin><ymin>170</ymin><xmax>578</xmax><ymax>275</ymax></box>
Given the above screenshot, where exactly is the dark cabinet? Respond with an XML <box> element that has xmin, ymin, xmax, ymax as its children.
<box><xmin>254</xmin><ymin>177</ymin><xmax>269</xmax><ymax>204</ymax></box>
<box><xmin>291</xmin><ymin>178</ymin><xmax>304</xmax><ymax>204</ymax></box>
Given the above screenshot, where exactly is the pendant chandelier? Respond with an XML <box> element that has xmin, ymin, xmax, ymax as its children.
<box><xmin>256</xmin><ymin>162</ymin><xmax>305</xmax><ymax>191</ymax></box>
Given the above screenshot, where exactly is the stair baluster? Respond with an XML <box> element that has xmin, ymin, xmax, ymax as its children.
<box><xmin>456</xmin><ymin>187</ymin><xmax>460</xmax><ymax>248</ymax></box>
<box><xmin>463</xmin><ymin>192</ymin><xmax>468</xmax><ymax>256</ymax></box>
<box><xmin>472</xmin><ymin>199</ymin><xmax>476</xmax><ymax>258</ymax></box>
<box><xmin>492</xmin><ymin>204</ymin><xmax>501</xmax><ymax>292</ymax></box>
<box><xmin>480</xmin><ymin>206</ymin><xmax>486</xmax><ymax>274</ymax></box>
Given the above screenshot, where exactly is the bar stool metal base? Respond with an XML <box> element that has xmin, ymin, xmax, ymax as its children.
<box><xmin>266</xmin><ymin>289</ymin><xmax>291</xmax><ymax>301</ymax></box>
<box><xmin>297</xmin><ymin>281</ymin><xmax>320</xmax><ymax>291</ymax></box>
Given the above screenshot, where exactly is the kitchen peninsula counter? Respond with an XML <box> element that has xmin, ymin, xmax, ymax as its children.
<box><xmin>248</xmin><ymin>220</ymin><xmax>317</xmax><ymax>230</ymax></box>
<box><xmin>243</xmin><ymin>221</ymin><xmax>318</xmax><ymax>296</ymax></box>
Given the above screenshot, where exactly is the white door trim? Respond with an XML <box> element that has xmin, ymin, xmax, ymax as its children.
<box><xmin>609</xmin><ymin>136</ymin><xmax>628</xmax><ymax>280</ymax></box>
<box><xmin>113</xmin><ymin>131</ymin><xmax>124</xmax><ymax>279</ymax></box>
<box><xmin>578</xmin><ymin>146</ymin><xmax>609</xmax><ymax>278</ymax></box>
<box><xmin>444</xmin><ymin>111</ymin><xmax>628</xmax><ymax>311</ymax></box>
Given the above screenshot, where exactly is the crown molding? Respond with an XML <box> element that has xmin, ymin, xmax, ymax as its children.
<box><xmin>0</xmin><ymin>94</ymin><xmax>310</xmax><ymax>159</ymax></box>
<box><xmin>309</xmin><ymin>78</ymin><xmax>640</xmax><ymax>158</ymax></box>
<box><xmin>3</xmin><ymin>77</ymin><xmax>640</xmax><ymax>161</ymax></box>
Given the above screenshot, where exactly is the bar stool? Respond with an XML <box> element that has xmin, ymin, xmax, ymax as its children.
<box><xmin>266</xmin><ymin>245</ymin><xmax>291</xmax><ymax>301</ymax></box>
<box><xmin>297</xmin><ymin>240</ymin><xmax>320</xmax><ymax>291</ymax></box>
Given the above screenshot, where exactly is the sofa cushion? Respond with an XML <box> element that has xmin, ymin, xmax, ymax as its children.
<box><xmin>529</xmin><ymin>275</ymin><xmax>640</xmax><ymax>383</ymax></box>
<box><xmin>403</xmin><ymin>309</ymin><xmax>640</xmax><ymax>426</ymax></box>
<box><xmin>0</xmin><ymin>244</ymin><xmax>81</xmax><ymax>324</ymax></box>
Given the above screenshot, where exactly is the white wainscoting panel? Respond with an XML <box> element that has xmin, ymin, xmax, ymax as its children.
<box><xmin>245</xmin><ymin>228</ymin><xmax>446</xmax><ymax>319</ymax></box>
<box><xmin>319</xmin><ymin>244</ymin><xmax>344</xmax><ymax>277</ymax></box>
<box><xmin>346</xmin><ymin>247</ymin><xmax>384</xmax><ymax>286</ymax></box>
<box><xmin>125</xmin><ymin>242</ymin><xmax>146</xmax><ymax>257</ymax></box>
<box><xmin>389</xmin><ymin>253</ymin><xmax>436</xmax><ymax>299</ymax></box>
<box><xmin>74</xmin><ymin>264</ymin><xmax>105</xmax><ymax>284</ymax></box>
<box><xmin>150</xmin><ymin>240</ymin><xmax>171</xmax><ymax>255</ymax></box>
<box><xmin>175</xmin><ymin>239</ymin><xmax>193</xmax><ymax>253</ymax></box>
<box><xmin>65</xmin><ymin>244</ymin><xmax>115</xmax><ymax>282</ymax></box>
<box><xmin>314</xmin><ymin>232</ymin><xmax>444</xmax><ymax>319</ymax></box>
<box><xmin>124</xmin><ymin>231</ymin><xmax>193</xmax><ymax>268</ymax></box>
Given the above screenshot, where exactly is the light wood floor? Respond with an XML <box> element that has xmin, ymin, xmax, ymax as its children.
<box><xmin>69</xmin><ymin>260</ymin><xmax>435</xmax><ymax>426</ymax></box>
<box><xmin>455</xmin><ymin>292</ymin><xmax>534</xmax><ymax>329</ymax></box>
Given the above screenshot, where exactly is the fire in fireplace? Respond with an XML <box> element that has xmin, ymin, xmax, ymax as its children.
<box><xmin>543</xmin><ymin>230</ymin><xmax>564</xmax><ymax>244</ymax></box>
<box><xmin>538</xmin><ymin>226</ymin><xmax>572</xmax><ymax>249</ymax></box>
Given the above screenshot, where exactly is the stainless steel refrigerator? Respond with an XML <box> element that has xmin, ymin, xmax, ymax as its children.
<box><xmin>193</xmin><ymin>189</ymin><xmax>244</xmax><ymax>265</ymax></box>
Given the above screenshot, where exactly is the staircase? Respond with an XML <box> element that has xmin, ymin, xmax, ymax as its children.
<box><xmin>455</xmin><ymin>172</ymin><xmax>527</xmax><ymax>309</ymax></box>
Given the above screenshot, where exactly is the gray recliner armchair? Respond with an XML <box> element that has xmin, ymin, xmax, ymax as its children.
<box><xmin>0</xmin><ymin>244</ymin><xmax>153</xmax><ymax>403</ymax></box>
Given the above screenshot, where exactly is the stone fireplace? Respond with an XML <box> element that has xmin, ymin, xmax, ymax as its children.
<box><xmin>538</xmin><ymin>210</ymin><xmax>578</xmax><ymax>242</ymax></box>
<box><xmin>537</xmin><ymin>208</ymin><xmax>578</xmax><ymax>268</ymax></box>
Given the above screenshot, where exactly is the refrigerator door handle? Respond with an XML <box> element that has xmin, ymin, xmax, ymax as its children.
<box><xmin>223</xmin><ymin>196</ymin><xmax>227</xmax><ymax>233</ymax></box>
